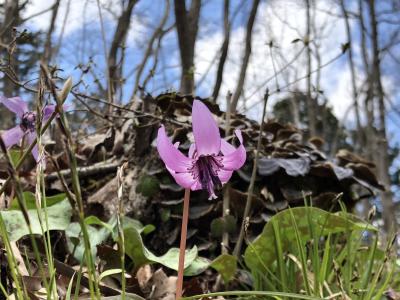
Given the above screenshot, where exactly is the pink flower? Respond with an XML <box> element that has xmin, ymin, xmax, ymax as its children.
<box><xmin>0</xmin><ymin>96</ymin><xmax>57</xmax><ymax>162</ymax></box>
<box><xmin>157</xmin><ymin>100</ymin><xmax>246</xmax><ymax>199</ymax></box>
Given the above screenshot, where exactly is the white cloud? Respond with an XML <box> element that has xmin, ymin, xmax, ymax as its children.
<box><xmin>195</xmin><ymin>0</ymin><xmax>353</xmax><ymax>121</ymax></box>
<box><xmin>22</xmin><ymin>0</ymin><xmax>149</xmax><ymax>39</ymax></box>
<box><xmin>17</xmin><ymin>0</ymin><xmax>400</xmax><ymax>132</ymax></box>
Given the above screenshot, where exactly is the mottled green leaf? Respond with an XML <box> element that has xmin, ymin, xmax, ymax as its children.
<box><xmin>210</xmin><ymin>254</ymin><xmax>237</xmax><ymax>283</ymax></box>
<box><xmin>9</xmin><ymin>192</ymin><xmax>67</xmax><ymax>210</ymax></box>
<box><xmin>123</xmin><ymin>227</ymin><xmax>198</xmax><ymax>274</ymax></box>
<box><xmin>65</xmin><ymin>222</ymin><xmax>110</xmax><ymax>262</ymax></box>
<box><xmin>1</xmin><ymin>199</ymin><xmax>72</xmax><ymax>241</ymax></box>
<box><xmin>67</xmin><ymin>215</ymin><xmax>154</xmax><ymax>263</ymax></box>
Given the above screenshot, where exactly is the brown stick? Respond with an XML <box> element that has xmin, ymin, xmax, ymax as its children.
<box><xmin>233</xmin><ymin>89</ymin><xmax>268</xmax><ymax>258</ymax></box>
<box><xmin>176</xmin><ymin>188</ymin><xmax>190</xmax><ymax>300</ymax></box>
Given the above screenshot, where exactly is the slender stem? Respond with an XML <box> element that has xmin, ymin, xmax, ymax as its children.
<box><xmin>176</xmin><ymin>188</ymin><xmax>191</xmax><ymax>300</ymax></box>
<box><xmin>233</xmin><ymin>90</ymin><xmax>269</xmax><ymax>258</ymax></box>
<box><xmin>222</xmin><ymin>91</ymin><xmax>232</xmax><ymax>254</ymax></box>
<box><xmin>117</xmin><ymin>164</ymin><xmax>127</xmax><ymax>300</ymax></box>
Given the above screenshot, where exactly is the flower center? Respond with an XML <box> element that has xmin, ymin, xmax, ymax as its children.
<box><xmin>20</xmin><ymin>112</ymin><xmax>36</xmax><ymax>132</ymax></box>
<box><xmin>195</xmin><ymin>155</ymin><xmax>223</xmax><ymax>199</ymax></box>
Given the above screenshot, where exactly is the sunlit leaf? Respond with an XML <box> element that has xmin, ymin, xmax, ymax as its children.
<box><xmin>1</xmin><ymin>199</ymin><xmax>72</xmax><ymax>241</ymax></box>
<box><xmin>9</xmin><ymin>192</ymin><xmax>67</xmax><ymax>210</ymax></box>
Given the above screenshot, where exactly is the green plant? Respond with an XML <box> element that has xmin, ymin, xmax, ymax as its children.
<box><xmin>242</xmin><ymin>206</ymin><xmax>398</xmax><ymax>299</ymax></box>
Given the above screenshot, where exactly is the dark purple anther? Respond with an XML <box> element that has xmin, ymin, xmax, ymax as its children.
<box><xmin>20</xmin><ymin>112</ymin><xmax>37</xmax><ymax>132</ymax></box>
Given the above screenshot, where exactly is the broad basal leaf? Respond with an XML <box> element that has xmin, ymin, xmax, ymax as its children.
<box><xmin>9</xmin><ymin>192</ymin><xmax>67</xmax><ymax>210</ymax></box>
<box><xmin>1</xmin><ymin>199</ymin><xmax>72</xmax><ymax>241</ymax></box>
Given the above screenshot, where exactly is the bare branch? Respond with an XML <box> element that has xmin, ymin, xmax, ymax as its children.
<box><xmin>231</xmin><ymin>0</ymin><xmax>260</xmax><ymax>112</ymax></box>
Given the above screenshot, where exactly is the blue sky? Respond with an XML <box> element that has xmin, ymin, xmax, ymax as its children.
<box><xmin>19</xmin><ymin>0</ymin><xmax>400</xmax><ymax>146</ymax></box>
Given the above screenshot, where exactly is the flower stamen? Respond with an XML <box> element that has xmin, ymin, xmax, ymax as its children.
<box><xmin>20</xmin><ymin>112</ymin><xmax>36</xmax><ymax>132</ymax></box>
<box><xmin>196</xmin><ymin>155</ymin><xmax>223</xmax><ymax>199</ymax></box>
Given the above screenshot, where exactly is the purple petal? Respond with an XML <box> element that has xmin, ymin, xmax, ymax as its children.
<box><xmin>166</xmin><ymin>166</ymin><xmax>197</xmax><ymax>189</ymax></box>
<box><xmin>221</xmin><ymin>130</ymin><xmax>246</xmax><ymax>171</ymax></box>
<box><xmin>218</xmin><ymin>169</ymin><xmax>233</xmax><ymax>184</ymax></box>
<box><xmin>157</xmin><ymin>125</ymin><xmax>194</xmax><ymax>173</ymax></box>
<box><xmin>26</xmin><ymin>132</ymin><xmax>39</xmax><ymax>162</ymax></box>
<box><xmin>1</xmin><ymin>126</ymin><xmax>24</xmax><ymax>148</ymax></box>
<box><xmin>43</xmin><ymin>105</ymin><xmax>56</xmax><ymax>121</ymax></box>
<box><xmin>192</xmin><ymin>100</ymin><xmax>221</xmax><ymax>156</ymax></box>
<box><xmin>43</xmin><ymin>104</ymin><xmax>70</xmax><ymax>122</ymax></box>
<box><xmin>188</xmin><ymin>143</ymin><xmax>197</xmax><ymax>159</ymax></box>
<box><xmin>191</xmin><ymin>180</ymin><xmax>202</xmax><ymax>191</ymax></box>
<box><xmin>0</xmin><ymin>96</ymin><xmax>28</xmax><ymax>118</ymax></box>
<box><xmin>221</xmin><ymin>139</ymin><xmax>236</xmax><ymax>155</ymax></box>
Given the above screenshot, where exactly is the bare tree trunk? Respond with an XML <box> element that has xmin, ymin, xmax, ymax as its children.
<box><xmin>108</xmin><ymin>0</ymin><xmax>138</xmax><ymax>100</ymax></box>
<box><xmin>358</xmin><ymin>0</ymin><xmax>370</xmax><ymax>74</ymax></box>
<box><xmin>212</xmin><ymin>0</ymin><xmax>230</xmax><ymax>103</ymax></box>
<box><xmin>0</xmin><ymin>0</ymin><xmax>20</xmax><ymax>129</ymax></box>
<box><xmin>43</xmin><ymin>0</ymin><xmax>60</xmax><ymax>63</ymax></box>
<box><xmin>230</xmin><ymin>0</ymin><xmax>260</xmax><ymax>112</ymax></box>
<box><xmin>340</xmin><ymin>0</ymin><xmax>363</xmax><ymax>151</ymax></box>
<box><xmin>358</xmin><ymin>0</ymin><xmax>375</xmax><ymax>163</ymax></box>
<box><xmin>132</xmin><ymin>0</ymin><xmax>170</xmax><ymax>99</ymax></box>
<box><xmin>367</xmin><ymin>0</ymin><xmax>397</xmax><ymax>233</ymax></box>
<box><xmin>174</xmin><ymin>0</ymin><xmax>201</xmax><ymax>94</ymax></box>
<box><xmin>305</xmin><ymin>0</ymin><xmax>317</xmax><ymax>137</ymax></box>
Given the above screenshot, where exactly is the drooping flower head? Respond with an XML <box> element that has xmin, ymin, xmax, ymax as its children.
<box><xmin>157</xmin><ymin>100</ymin><xmax>246</xmax><ymax>199</ymax></box>
<box><xmin>0</xmin><ymin>96</ymin><xmax>57</xmax><ymax>162</ymax></box>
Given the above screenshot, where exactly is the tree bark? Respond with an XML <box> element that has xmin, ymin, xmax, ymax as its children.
<box><xmin>367</xmin><ymin>0</ymin><xmax>397</xmax><ymax>233</ymax></box>
<box><xmin>108</xmin><ymin>0</ymin><xmax>138</xmax><ymax>100</ymax></box>
<box><xmin>132</xmin><ymin>0</ymin><xmax>170</xmax><ymax>99</ymax></box>
<box><xmin>212</xmin><ymin>0</ymin><xmax>230</xmax><ymax>103</ymax></box>
<box><xmin>340</xmin><ymin>0</ymin><xmax>363</xmax><ymax>151</ymax></box>
<box><xmin>358</xmin><ymin>0</ymin><xmax>375</xmax><ymax>163</ymax></box>
<box><xmin>43</xmin><ymin>0</ymin><xmax>60</xmax><ymax>63</ymax></box>
<box><xmin>174</xmin><ymin>0</ymin><xmax>201</xmax><ymax>94</ymax></box>
<box><xmin>0</xmin><ymin>0</ymin><xmax>20</xmax><ymax>129</ymax></box>
<box><xmin>305</xmin><ymin>0</ymin><xmax>317</xmax><ymax>137</ymax></box>
<box><xmin>230</xmin><ymin>0</ymin><xmax>260</xmax><ymax>112</ymax></box>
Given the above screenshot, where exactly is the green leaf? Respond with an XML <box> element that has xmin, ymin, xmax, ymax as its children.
<box><xmin>123</xmin><ymin>227</ymin><xmax>198</xmax><ymax>274</ymax></box>
<box><xmin>210</xmin><ymin>215</ymin><xmax>236</xmax><ymax>238</ymax></box>
<box><xmin>9</xmin><ymin>192</ymin><xmax>67</xmax><ymax>210</ymax></box>
<box><xmin>1</xmin><ymin>199</ymin><xmax>72</xmax><ymax>241</ymax></box>
<box><xmin>183</xmin><ymin>256</ymin><xmax>211</xmax><ymax>276</ymax></box>
<box><xmin>210</xmin><ymin>254</ymin><xmax>237</xmax><ymax>283</ymax></box>
<box><xmin>111</xmin><ymin>216</ymin><xmax>155</xmax><ymax>240</ymax></box>
<box><xmin>135</xmin><ymin>175</ymin><xmax>160</xmax><ymax>197</ymax></box>
<box><xmin>160</xmin><ymin>208</ymin><xmax>171</xmax><ymax>222</ymax></box>
<box><xmin>67</xmin><ymin>215</ymin><xmax>155</xmax><ymax>263</ymax></box>
<box><xmin>85</xmin><ymin>215</ymin><xmax>113</xmax><ymax>232</ymax></box>
<box><xmin>244</xmin><ymin>207</ymin><xmax>377</xmax><ymax>274</ymax></box>
<box><xmin>123</xmin><ymin>226</ymin><xmax>233</xmax><ymax>278</ymax></box>
<box><xmin>65</xmin><ymin>222</ymin><xmax>110</xmax><ymax>262</ymax></box>
<box><xmin>9</xmin><ymin>149</ymin><xmax>22</xmax><ymax>168</ymax></box>
<box><xmin>98</xmin><ymin>268</ymin><xmax>123</xmax><ymax>282</ymax></box>
<box><xmin>65</xmin><ymin>272</ymin><xmax>75</xmax><ymax>300</ymax></box>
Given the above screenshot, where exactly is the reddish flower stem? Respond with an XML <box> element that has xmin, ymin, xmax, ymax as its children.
<box><xmin>176</xmin><ymin>188</ymin><xmax>190</xmax><ymax>300</ymax></box>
